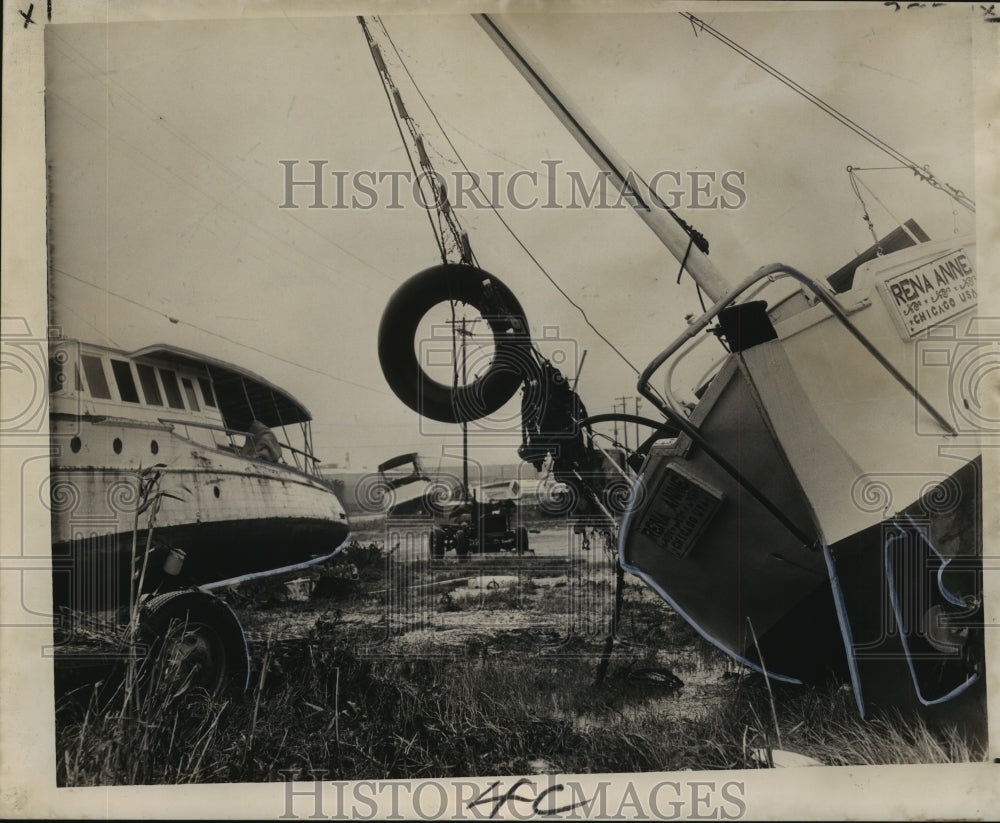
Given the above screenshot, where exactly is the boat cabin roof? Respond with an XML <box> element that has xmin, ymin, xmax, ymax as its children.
<box><xmin>128</xmin><ymin>344</ymin><xmax>312</xmax><ymax>429</ymax></box>
<box><xmin>52</xmin><ymin>339</ymin><xmax>312</xmax><ymax>430</ymax></box>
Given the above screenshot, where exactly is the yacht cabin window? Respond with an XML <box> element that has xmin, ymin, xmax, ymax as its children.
<box><xmin>136</xmin><ymin>363</ymin><xmax>163</xmax><ymax>406</ymax></box>
<box><xmin>198</xmin><ymin>377</ymin><xmax>216</xmax><ymax>407</ymax></box>
<box><xmin>159</xmin><ymin>368</ymin><xmax>185</xmax><ymax>410</ymax></box>
<box><xmin>181</xmin><ymin>377</ymin><xmax>201</xmax><ymax>412</ymax></box>
<box><xmin>110</xmin><ymin>359</ymin><xmax>140</xmax><ymax>403</ymax></box>
<box><xmin>81</xmin><ymin>354</ymin><xmax>111</xmax><ymax>399</ymax></box>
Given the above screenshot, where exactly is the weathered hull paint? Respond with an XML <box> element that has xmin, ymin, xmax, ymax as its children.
<box><xmin>49</xmin><ymin>343</ymin><xmax>351</xmax><ymax>617</ymax></box>
<box><xmin>622</xmin><ymin>238</ymin><xmax>983</xmax><ymax>724</ymax></box>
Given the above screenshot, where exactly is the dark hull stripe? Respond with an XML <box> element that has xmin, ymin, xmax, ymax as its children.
<box><xmin>52</xmin><ymin>516</ymin><xmax>350</xmax><ymax>613</ymax></box>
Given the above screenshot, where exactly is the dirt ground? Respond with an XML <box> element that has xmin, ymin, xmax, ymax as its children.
<box><xmin>234</xmin><ymin>519</ymin><xmax>737</xmax><ymax>723</ymax></box>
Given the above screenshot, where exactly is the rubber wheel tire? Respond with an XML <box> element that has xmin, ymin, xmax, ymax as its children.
<box><xmin>139</xmin><ymin>590</ymin><xmax>250</xmax><ymax>696</ymax></box>
<box><xmin>515</xmin><ymin>525</ymin><xmax>529</xmax><ymax>555</ymax></box>
<box><xmin>378</xmin><ymin>263</ymin><xmax>533</xmax><ymax>424</ymax></box>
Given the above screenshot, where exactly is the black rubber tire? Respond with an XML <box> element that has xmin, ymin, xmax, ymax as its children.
<box><xmin>515</xmin><ymin>525</ymin><xmax>529</xmax><ymax>555</ymax></box>
<box><xmin>378</xmin><ymin>263</ymin><xmax>533</xmax><ymax>424</ymax></box>
<box><xmin>139</xmin><ymin>590</ymin><xmax>250</xmax><ymax>696</ymax></box>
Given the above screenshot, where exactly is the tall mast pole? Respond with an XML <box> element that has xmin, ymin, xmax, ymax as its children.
<box><xmin>461</xmin><ymin>316</ymin><xmax>469</xmax><ymax>502</ymax></box>
<box><xmin>473</xmin><ymin>14</ymin><xmax>733</xmax><ymax>303</ymax></box>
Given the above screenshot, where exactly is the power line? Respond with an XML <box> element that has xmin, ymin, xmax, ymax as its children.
<box><xmin>49</xmin><ymin>294</ymin><xmax>120</xmax><ymax>347</ymax></box>
<box><xmin>53</xmin><ymin>267</ymin><xmax>392</xmax><ymax>397</ymax></box>
<box><xmin>45</xmin><ymin>29</ymin><xmax>396</xmax><ymax>289</ymax></box>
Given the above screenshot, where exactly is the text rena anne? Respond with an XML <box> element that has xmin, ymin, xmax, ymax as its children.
<box><xmin>887</xmin><ymin>251</ymin><xmax>974</xmax><ymax>307</ymax></box>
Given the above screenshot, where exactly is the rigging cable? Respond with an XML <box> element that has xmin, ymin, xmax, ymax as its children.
<box><xmin>359</xmin><ymin>17</ymin><xmax>448</xmax><ymax>262</ymax></box>
<box><xmin>360</xmin><ymin>16</ymin><xmax>474</xmax><ymax>265</ymax></box>
<box><xmin>482</xmin><ymin>205</ymin><xmax>642</xmax><ymax>377</ymax></box>
<box><xmin>847</xmin><ymin>166</ymin><xmax>883</xmax><ymax>253</ymax></box>
<box><xmin>681</xmin><ymin>12</ymin><xmax>975</xmax><ymax>214</ymax></box>
<box><xmin>375</xmin><ymin>17</ymin><xmax>642</xmax><ymax>377</ymax></box>
<box><xmin>848</xmin><ymin>166</ymin><xmax>924</xmax><ymax>245</ymax></box>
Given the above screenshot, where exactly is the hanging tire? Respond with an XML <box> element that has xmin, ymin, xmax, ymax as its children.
<box><xmin>138</xmin><ymin>590</ymin><xmax>250</xmax><ymax>696</ymax></box>
<box><xmin>378</xmin><ymin>263</ymin><xmax>534</xmax><ymax>424</ymax></box>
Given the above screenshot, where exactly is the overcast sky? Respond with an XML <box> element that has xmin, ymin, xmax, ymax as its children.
<box><xmin>44</xmin><ymin>7</ymin><xmax>977</xmax><ymax>470</ymax></box>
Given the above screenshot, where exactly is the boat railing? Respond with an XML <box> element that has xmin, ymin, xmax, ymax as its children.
<box><xmin>156</xmin><ymin>417</ymin><xmax>321</xmax><ymax>475</ymax></box>
<box><xmin>633</xmin><ymin>263</ymin><xmax>957</xmax><ymax>549</ymax></box>
<box><xmin>661</xmin><ymin>272</ymin><xmax>799</xmax><ymax>412</ymax></box>
<box><xmin>641</xmin><ymin>263</ymin><xmax>954</xmax><ymax>434</ymax></box>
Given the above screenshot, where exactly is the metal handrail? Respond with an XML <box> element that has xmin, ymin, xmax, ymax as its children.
<box><xmin>639</xmin><ymin>263</ymin><xmax>956</xmax><ymax>435</ymax></box>
<box><xmin>630</xmin><ymin>263</ymin><xmax>957</xmax><ymax>550</ymax></box>
<box><xmin>156</xmin><ymin>417</ymin><xmax>321</xmax><ymax>465</ymax></box>
<box><xmin>662</xmin><ymin>274</ymin><xmax>783</xmax><ymax>412</ymax></box>
<box><xmin>158</xmin><ymin>416</ymin><xmax>247</xmax><ymax>440</ymax></box>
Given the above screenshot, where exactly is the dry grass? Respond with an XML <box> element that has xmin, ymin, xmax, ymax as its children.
<box><xmin>54</xmin><ymin>541</ymin><xmax>987</xmax><ymax>785</ymax></box>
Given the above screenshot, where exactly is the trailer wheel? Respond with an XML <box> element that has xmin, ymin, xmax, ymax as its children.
<box><xmin>139</xmin><ymin>590</ymin><xmax>250</xmax><ymax>696</ymax></box>
<box><xmin>378</xmin><ymin>263</ymin><xmax>533</xmax><ymax>423</ymax></box>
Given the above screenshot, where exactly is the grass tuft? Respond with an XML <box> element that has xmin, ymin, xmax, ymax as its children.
<box><xmin>54</xmin><ymin>540</ymin><xmax>986</xmax><ymax>784</ymax></box>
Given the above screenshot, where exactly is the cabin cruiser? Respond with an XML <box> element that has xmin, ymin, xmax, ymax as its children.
<box><xmin>49</xmin><ymin>339</ymin><xmax>351</xmax><ymax>688</ymax></box>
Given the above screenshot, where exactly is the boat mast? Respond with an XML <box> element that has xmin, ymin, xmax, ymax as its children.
<box><xmin>474</xmin><ymin>14</ymin><xmax>733</xmax><ymax>303</ymax></box>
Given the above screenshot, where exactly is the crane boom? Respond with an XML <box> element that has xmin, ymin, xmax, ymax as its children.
<box><xmin>473</xmin><ymin>13</ymin><xmax>733</xmax><ymax>303</ymax></box>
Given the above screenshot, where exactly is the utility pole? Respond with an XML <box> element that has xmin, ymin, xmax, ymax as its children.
<box><xmin>461</xmin><ymin>316</ymin><xmax>469</xmax><ymax>501</ymax></box>
<box><xmin>616</xmin><ymin>396</ymin><xmax>631</xmax><ymax>452</ymax></box>
<box><xmin>448</xmin><ymin>315</ymin><xmax>475</xmax><ymax>502</ymax></box>
<box><xmin>634</xmin><ymin>397</ymin><xmax>642</xmax><ymax>452</ymax></box>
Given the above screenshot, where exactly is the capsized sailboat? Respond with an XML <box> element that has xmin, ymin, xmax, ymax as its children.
<box><xmin>376</xmin><ymin>13</ymin><xmax>986</xmax><ymax>729</ymax></box>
